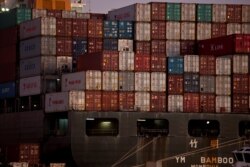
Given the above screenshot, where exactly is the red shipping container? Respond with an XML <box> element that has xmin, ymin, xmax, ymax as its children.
<box><xmin>90</xmin><ymin>13</ymin><xmax>106</xmax><ymax>20</ymax></box>
<box><xmin>77</xmin><ymin>51</ymin><xmax>118</xmax><ymax>71</ymax></box>
<box><xmin>226</xmin><ymin>5</ymin><xmax>242</xmax><ymax>23</ymax></box>
<box><xmin>47</xmin><ymin>9</ymin><xmax>62</xmax><ymax>18</ymax></box>
<box><xmin>200</xmin><ymin>94</ymin><xmax>215</xmax><ymax>113</ymax></box>
<box><xmin>0</xmin><ymin>63</ymin><xmax>16</xmax><ymax>82</ymax></box>
<box><xmin>151</xmin><ymin>40</ymin><xmax>166</xmax><ymax>55</ymax></box>
<box><xmin>135</xmin><ymin>41</ymin><xmax>151</xmax><ymax>55</ymax></box>
<box><xmin>211</xmin><ymin>23</ymin><xmax>227</xmax><ymax>38</ymax></box>
<box><xmin>198</xmin><ymin>34</ymin><xmax>250</xmax><ymax>56</ymax></box>
<box><xmin>151</xmin><ymin>21</ymin><xmax>166</xmax><ymax>40</ymax></box>
<box><xmin>233</xmin><ymin>74</ymin><xmax>249</xmax><ymax>94</ymax></box>
<box><xmin>135</xmin><ymin>54</ymin><xmax>151</xmax><ymax>72</ymax></box>
<box><xmin>56</xmin><ymin>18</ymin><xmax>72</xmax><ymax>37</ymax></box>
<box><xmin>151</xmin><ymin>54</ymin><xmax>166</xmax><ymax>72</ymax></box>
<box><xmin>0</xmin><ymin>46</ymin><xmax>17</xmax><ymax>63</ymax></box>
<box><xmin>0</xmin><ymin>26</ymin><xmax>18</xmax><ymax>47</ymax></box>
<box><xmin>72</xmin><ymin>18</ymin><xmax>88</xmax><ymax>37</ymax></box>
<box><xmin>199</xmin><ymin>55</ymin><xmax>216</xmax><ymax>75</ymax></box>
<box><xmin>88</xmin><ymin>19</ymin><xmax>103</xmax><ymax>38</ymax></box>
<box><xmin>233</xmin><ymin>95</ymin><xmax>249</xmax><ymax>113</ymax></box>
<box><xmin>88</xmin><ymin>37</ymin><xmax>103</xmax><ymax>53</ymax></box>
<box><xmin>56</xmin><ymin>37</ymin><xmax>72</xmax><ymax>56</ymax></box>
<box><xmin>150</xmin><ymin>92</ymin><xmax>166</xmax><ymax>112</ymax></box>
<box><xmin>85</xmin><ymin>90</ymin><xmax>102</xmax><ymax>111</ymax></box>
<box><xmin>102</xmin><ymin>91</ymin><xmax>118</xmax><ymax>111</ymax></box>
<box><xmin>180</xmin><ymin>40</ymin><xmax>196</xmax><ymax>55</ymax></box>
<box><xmin>168</xmin><ymin>75</ymin><xmax>184</xmax><ymax>94</ymax></box>
<box><xmin>119</xmin><ymin>92</ymin><xmax>135</xmax><ymax>111</ymax></box>
<box><xmin>184</xmin><ymin>93</ymin><xmax>200</xmax><ymax>113</ymax></box>
<box><xmin>150</xmin><ymin>2</ymin><xmax>166</xmax><ymax>21</ymax></box>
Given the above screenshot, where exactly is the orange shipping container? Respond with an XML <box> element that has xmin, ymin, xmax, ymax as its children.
<box><xmin>199</xmin><ymin>55</ymin><xmax>216</xmax><ymax>75</ymax></box>
<box><xmin>150</xmin><ymin>92</ymin><xmax>166</xmax><ymax>112</ymax></box>
<box><xmin>88</xmin><ymin>19</ymin><xmax>103</xmax><ymax>38</ymax></box>
<box><xmin>102</xmin><ymin>91</ymin><xmax>118</xmax><ymax>111</ymax></box>
<box><xmin>85</xmin><ymin>91</ymin><xmax>102</xmax><ymax>111</ymax></box>
<box><xmin>119</xmin><ymin>92</ymin><xmax>135</xmax><ymax>111</ymax></box>
<box><xmin>184</xmin><ymin>93</ymin><xmax>200</xmax><ymax>113</ymax></box>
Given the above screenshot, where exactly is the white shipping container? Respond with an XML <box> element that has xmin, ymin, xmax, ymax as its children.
<box><xmin>151</xmin><ymin>72</ymin><xmax>166</xmax><ymax>92</ymax></box>
<box><xmin>62</xmin><ymin>10</ymin><xmax>76</xmax><ymax>18</ymax></box>
<box><xmin>32</xmin><ymin>9</ymin><xmax>47</xmax><ymax>19</ymax></box>
<box><xmin>102</xmin><ymin>71</ymin><xmax>118</xmax><ymax>91</ymax></box>
<box><xmin>216</xmin><ymin>76</ymin><xmax>231</xmax><ymax>95</ymax></box>
<box><xmin>107</xmin><ymin>3</ymin><xmax>151</xmax><ymax>22</ymax></box>
<box><xmin>168</xmin><ymin>95</ymin><xmax>183</xmax><ymax>112</ymax></box>
<box><xmin>135</xmin><ymin>92</ymin><xmax>150</xmax><ymax>112</ymax></box>
<box><xmin>233</xmin><ymin>55</ymin><xmax>249</xmax><ymax>74</ymax></box>
<box><xmin>20</xmin><ymin>36</ymin><xmax>56</xmax><ymax>59</ymax></box>
<box><xmin>19</xmin><ymin>76</ymin><xmax>41</xmax><ymax>96</ymax></box>
<box><xmin>118</xmin><ymin>39</ymin><xmax>133</xmax><ymax>51</ymax></box>
<box><xmin>45</xmin><ymin>91</ymin><xmax>85</xmax><ymax>112</ymax></box>
<box><xmin>181</xmin><ymin>22</ymin><xmax>196</xmax><ymax>40</ymax></box>
<box><xmin>135</xmin><ymin>72</ymin><xmax>150</xmax><ymax>91</ymax></box>
<box><xmin>166</xmin><ymin>40</ymin><xmax>180</xmax><ymax>57</ymax></box>
<box><xmin>20</xmin><ymin>56</ymin><xmax>57</xmax><ymax>78</ymax></box>
<box><xmin>20</xmin><ymin>17</ymin><xmax>56</xmax><ymax>40</ymax></box>
<box><xmin>242</xmin><ymin>5</ymin><xmax>250</xmax><ymax>22</ymax></box>
<box><xmin>242</xmin><ymin>23</ymin><xmax>250</xmax><ymax>34</ymax></box>
<box><xmin>181</xmin><ymin>3</ymin><xmax>196</xmax><ymax>21</ymax></box>
<box><xmin>197</xmin><ymin>23</ymin><xmax>212</xmax><ymax>40</ymax></box>
<box><xmin>86</xmin><ymin>70</ymin><xmax>102</xmax><ymax>90</ymax></box>
<box><xmin>184</xmin><ymin>55</ymin><xmax>199</xmax><ymax>73</ymax></box>
<box><xmin>56</xmin><ymin>56</ymin><xmax>72</xmax><ymax>74</ymax></box>
<box><xmin>119</xmin><ymin>51</ymin><xmax>134</xmax><ymax>71</ymax></box>
<box><xmin>166</xmin><ymin>22</ymin><xmax>180</xmax><ymax>40</ymax></box>
<box><xmin>216</xmin><ymin>57</ymin><xmax>231</xmax><ymax>75</ymax></box>
<box><xmin>119</xmin><ymin>71</ymin><xmax>134</xmax><ymax>91</ymax></box>
<box><xmin>216</xmin><ymin>96</ymin><xmax>231</xmax><ymax>113</ymax></box>
<box><xmin>50</xmin><ymin>163</ymin><xmax>66</xmax><ymax>167</ymax></box>
<box><xmin>212</xmin><ymin>4</ymin><xmax>226</xmax><ymax>22</ymax></box>
<box><xmin>200</xmin><ymin>76</ymin><xmax>215</xmax><ymax>93</ymax></box>
<box><xmin>61</xmin><ymin>71</ymin><xmax>86</xmax><ymax>92</ymax></box>
<box><xmin>135</xmin><ymin>22</ymin><xmax>151</xmax><ymax>41</ymax></box>
<box><xmin>227</xmin><ymin>23</ymin><xmax>242</xmax><ymax>35</ymax></box>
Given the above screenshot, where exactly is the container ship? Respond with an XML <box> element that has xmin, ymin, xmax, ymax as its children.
<box><xmin>0</xmin><ymin>0</ymin><xmax>250</xmax><ymax>167</ymax></box>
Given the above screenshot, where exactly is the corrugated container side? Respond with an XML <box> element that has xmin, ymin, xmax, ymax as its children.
<box><xmin>184</xmin><ymin>93</ymin><xmax>200</xmax><ymax>113</ymax></box>
<box><xmin>151</xmin><ymin>72</ymin><xmax>166</xmax><ymax>92</ymax></box>
<box><xmin>199</xmin><ymin>55</ymin><xmax>216</xmax><ymax>75</ymax></box>
<box><xmin>118</xmin><ymin>39</ymin><xmax>133</xmax><ymax>52</ymax></box>
<box><xmin>0</xmin><ymin>26</ymin><xmax>18</xmax><ymax>47</ymax></box>
<box><xmin>56</xmin><ymin>18</ymin><xmax>72</xmax><ymax>37</ymax></box>
<box><xmin>166</xmin><ymin>3</ymin><xmax>181</xmax><ymax>21</ymax></box>
<box><xmin>166</xmin><ymin>40</ymin><xmax>180</xmax><ymax>57</ymax></box>
<box><xmin>102</xmin><ymin>91</ymin><xmax>118</xmax><ymax>111</ymax></box>
<box><xmin>76</xmin><ymin>13</ymin><xmax>91</xmax><ymax>19</ymax></box>
<box><xmin>119</xmin><ymin>72</ymin><xmax>134</xmax><ymax>91</ymax></box>
<box><xmin>102</xmin><ymin>71</ymin><xmax>118</xmax><ymax>91</ymax></box>
<box><xmin>181</xmin><ymin>22</ymin><xmax>196</xmax><ymax>40</ymax></box>
<box><xmin>47</xmin><ymin>10</ymin><xmax>62</xmax><ymax>18</ymax></box>
<box><xmin>242</xmin><ymin>23</ymin><xmax>250</xmax><ymax>34</ymax></box>
<box><xmin>61</xmin><ymin>71</ymin><xmax>86</xmax><ymax>92</ymax></box>
<box><xmin>62</xmin><ymin>10</ymin><xmax>76</xmax><ymax>18</ymax></box>
<box><xmin>56</xmin><ymin>56</ymin><xmax>72</xmax><ymax>73</ymax></box>
<box><xmin>233</xmin><ymin>55</ymin><xmax>248</xmax><ymax>74</ymax></box>
<box><xmin>227</xmin><ymin>23</ymin><xmax>242</xmax><ymax>35</ymax></box>
<box><xmin>103</xmin><ymin>38</ymin><xmax>118</xmax><ymax>51</ymax></box>
<box><xmin>216</xmin><ymin>57</ymin><xmax>231</xmax><ymax>75</ymax></box>
<box><xmin>200</xmin><ymin>76</ymin><xmax>215</xmax><ymax>93</ymax></box>
<box><xmin>151</xmin><ymin>21</ymin><xmax>166</xmax><ymax>40</ymax></box>
<box><xmin>216</xmin><ymin>76</ymin><xmax>231</xmax><ymax>95</ymax></box>
<box><xmin>135</xmin><ymin>41</ymin><xmax>151</xmax><ymax>55</ymax></box>
<box><xmin>103</xmin><ymin>20</ymin><xmax>118</xmax><ymax>38</ymax></box>
<box><xmin>0</xmin><ymin>82</ymin><xmax>16</xmax><ymax>99</ymax></box>
<box><xmin>0</xmin><ymin>63</ymin><xmax>16</xmax><ymax>83</ymax></box>
<box><xmin>151</xmin><ymin>40</ymin><xmax>166</xmax><ymax>55</ymax></box>
<box><xmin>168</xmin><ymin>56</ymin><xmax>184</xmax><ymax>74</ymax></box>
<box><xmin>88</xmin><ymin>38</ymin><xmax>103</xmax><ymax>53</ymax></box>
<box><xmin>216</xmin><ymin>95</ymin><xmax>231</xmax><ymax>113</ymax></box>
<box><xmin>134</xmin><ymin>54</ymin><xmax>151</xmax><ymax>72</ymax></box>
<box><xmin>72</xmin><ymin>37</ymin><xmax>87</xmax><ymax>56</ymax></box>
<box><xmin>184</xmin><ymin>73</ymin><xmax>200</xmax><ymax>93</ymax></box>
<box><xmin>56</xmin><ymin>37</ymin><xmax>72</xmax><ymax>56</ymax></box>
<box><xmin>72</xmin><ymin>18</ymin><xmax>88</xmax><ymax>37</ymax></box>
<box><xmin>88</xmin><ymin>19</ymin><xmax>103</xmax><ymax>38</ymax></box>
<box><xmin>211</xmin><ymin>23</ymin><xmax>227</xmax><ymax>38</ymax></box>
<box><xmin>135</xmin><ymin>92</ymin><xmax>150</xmax><ymax>112</ymax></box>
<box><xmin>32</xmin><ymin>9</ymin><xmax>47</xmax><ymax>19</ymax></box>
<box><xmin>85</xmin><ymin>90</ymin><xmax>102</xmax><ymax>111</ymax></box>
<box><xmin>196</xmin><ymin>23</ymin><xmax>211</xmax><ymax>40</ymax></box>
<box><xmin>166</xmin><ymin>22</ymin><xmax>180</xmax><ymax>40</ymax></box>
<box><xmin>168</xmin><ymin>75</ymin><xmax>184</xmax><ymax>94</ymax></box>
<box><xmin>212</xmin><ymin>4</ymin><xmax>226</xmax><ymax>22</ymax></box>
<box><xmin>85</xmin><ymin>70</ymin><xmax>102</xmax><ymax>90</ymax></box>
<box><xmin>233</xmin><ymin>74</ymin><xmax>249</xmax><ymax>94</ymax></box>
<box><xmin>200</xmin><ymin>94</ymin><xmax>215</xmax><ymax>113</ymax></box>
<box><xmin>184</xmin><ymin>55</ymin><xmax>199</xmax><ymax>73</ymax></box>
<box><xmin>135</xmin><ymin>72</ymin><xmax>150</xmax><ymax>91</ymax></box>
<box><xmin>226</xmin><ymin>5</ymin><xmax>242</xmax><ymax>23</ymax></box>
<box><xmin>19</xmin><ymin>76</ymin><xmax>41</xmax><ymax>96</ymax></box>
<box><xmin>242</xmin><ymin>5</ymin><xmax>250</xmax><ymax>22</ymax></box>
<box><xmin>119</xmin><ymin>92</ymin><xmax>135</xmax><ymax>111</ymax></box>
<box><xmin>196</xmin><ymin>4</ymin><xmax>212</xmax><ymax>22</ymax></box>
<box><xmin>180</xmin><ymin>40</ymin><xmax>196</xmax><ymax>55</ymax></box>
<box><xmin>181</xmin><ymin>3</ymin><xmax>196</xmax><ymax>21</ymax></box>
<box><xmin>119</xmin><ymin>51</ymin><xmax>134</xmax><ymax>71</ymax></box>
<box><xmin>118</xmin><ymin>21</ymin><xmax>134</xmax><ymax>39</ymax></box>
<box><xmin>151</xmin><ymin>55</ymin><xmax>166</xmax><ymax>72</ymax></box>
<box><xmin>135</xmin><ymin>22</ymin><xmax>151</xmax><ymax>41</ymax></box>
<box><xmin>168</xmin><ymin>95</ymin><xmax>183</xmax><ymax>112</ymax></box>
<box><xmin>151</xmin><ymin>2</ymin><xmax>166</xmax><ymax>21</ymax></box>
<box><xmin>233</xmin><ymin>95</ymin><xmax>249</xmax><ymax>113</ymax></box>
<box><xmin>0</xmin><ymin>46</ymin><xmax>17</xmax><ymax>63</ymax></box>
<box><xmin>150</xmin><ymin>92</ymin><xmax>166</xmax><ymax>112</ymax></box>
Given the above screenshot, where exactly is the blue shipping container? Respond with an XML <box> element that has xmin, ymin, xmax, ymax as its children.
<box><xmin>118</xmin><ymin>21</ymin><xmax>133</xmax><ymax>39</ymax></box>
<box><xmin>72</xmin><ymin>38</ymin><xmax>87</xmax><ymax>56</ymax></box>
<box><xmin>168</xmin><ymin>57</ymin><xmax>184</xmax><ymax>74</ymax></box>
<box><xmin>104</xmin><ymin>20</ymin><xmax>118</xmax><ymax>38</ymax></box>
<box><xmin>184</xmin><ymin>73</ymin><xmax>200</xmax><ymax>93</ymax></box>
<box><xmin>103</xmin><ymin>38</ymin><xmax>118</xmax><ymax>51</ymax></box>
<box><xmin>0</xmin><ymin>82</ymin><xmax>16</xmax><ymax>99</ymax></box>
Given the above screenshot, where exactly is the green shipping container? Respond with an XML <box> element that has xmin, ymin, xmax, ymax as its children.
<box><xmin>196</xmin><ymin>4</ymin><xmax>212</xmax><ymax>22</ymax></box>
<box><xmin>0</xmin><ymin>8</ymin><xmax>31</xmax><ymax>29</ymax></box>
<box><xmin>166</xmin><ymin>3</ymin><xmax>181</xmax><ymax>21</ymax></box>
